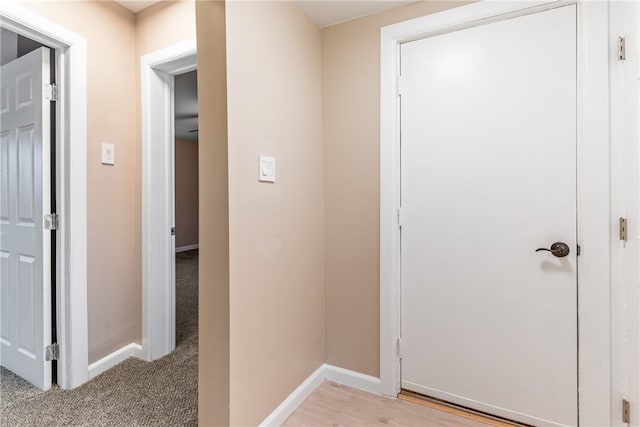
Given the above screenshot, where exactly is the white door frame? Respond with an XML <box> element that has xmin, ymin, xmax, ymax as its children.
<box><xmin>0</xmin><ymin>2</ymin><xmax>88</xmax><ymax>389</ymax></box>
<box><xmin>380</xmin><ymin>1</ymin><xmax>633</xmax><ymax>425</ymax></box>
<box><xmin>609</xmin><ymin>1</ymin><xmax>640</xmax><ymax>424</ymax></box>
<box><xmin>140</xmin><ymin>40</ymin><xmax>196</xmax><ymax>361</ymax></box>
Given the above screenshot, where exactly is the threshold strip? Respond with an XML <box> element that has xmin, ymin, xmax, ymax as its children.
<box><xmin>398</xmin><ymin>390</ymin><xmax>530</xmax><ymax>427</ymax></box>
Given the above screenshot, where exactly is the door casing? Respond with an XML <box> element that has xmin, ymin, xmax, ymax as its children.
<box><xmin>0</xmin><ymin>2</ymin><xmax>88</xmax><ymax>389</ymax></box>
<box><xmin>380</xmin><ymin>1</ymin><xmax>636</xmax><ymax>425</ymax></box>
<box><xmin>608</xmin><ymin>1</ymin><xmax>640</xmax><ymax>424</ymax></box>
<box><xmin>140</xmin><ymin>39</ymin><xmax>196</xmax><ymax>361</ymax></box>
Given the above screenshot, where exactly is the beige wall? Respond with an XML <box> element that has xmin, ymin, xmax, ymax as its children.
<box><xmin>20</xmin><ymin>0</ymin><xmax>472</xmax><ymax>416</ymax></box>
<box><xmin>195</xmin><ymin>1</ymin><xmax>230</xmax><ymax>425</ymax></box>
<box><xmin>19</xmin><ymin>0</ymin><xmax>197</xmax><ymax>364</ymax></box>
<box><xmin>225</xmin><ymin>1</ymin><xmax>325</xmax><ymax>424</ymax></box>
<box><xmin>175</xmin><ymin>138</ymin><xmax>199</xmax><ymax>249</ymax></box>
<box><xmin>322</xmin><ymin>1</ymin><xmax>470</xmax><ymax>377</ymax></box>
<box><xmin>135</xmin><ymin>0</ymin><xmax>196</xmax><ymax>57</ymax></box>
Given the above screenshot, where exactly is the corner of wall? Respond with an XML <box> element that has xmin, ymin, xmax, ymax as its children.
<box><xmin>195</xmin><ymin>1</ymin><xmax>230</xmax><ymax>425</ymax></box>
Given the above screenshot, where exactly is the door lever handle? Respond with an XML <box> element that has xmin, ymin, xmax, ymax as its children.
<box><xmin>535</xmin><ymin>242</ymin><xmax>570</xmax><ymax>258</ymax></box>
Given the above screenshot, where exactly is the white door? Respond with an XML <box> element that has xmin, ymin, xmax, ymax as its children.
<box><xmin>400</xmin><ymin>6</ymin><xmax>577</xmax><ymax>426</ymax></box>
<box><xmin>0</xmin><ymin>47</ymin><xmax>52</xmax><ymax>390</ymax></box>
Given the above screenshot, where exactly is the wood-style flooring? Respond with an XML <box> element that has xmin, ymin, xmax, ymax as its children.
<box><xmin>283</xmin><ymin>381</ymin><xmax>514</xmax><ymax>427</ymax></box>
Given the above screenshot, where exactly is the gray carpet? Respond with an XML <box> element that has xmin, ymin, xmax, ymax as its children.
<box><xmin>1</xmin><ymin>250</ymin><xmax>199</xmax><ymax>426</ymax></box>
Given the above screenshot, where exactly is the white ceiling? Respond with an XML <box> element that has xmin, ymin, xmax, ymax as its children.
<box><xmin>114</xmin><ymin>1</ymin><xmax>160</xmax><ymax>14</ymax></box>
<box><xmin>114</xmin><ymin>1</ymin><xmax>419</xmax><ymax>28</ymax></box>
<box><xmin>122</xmin><ymin>0</ymin><xmax>418</xmax><ymax>141</ymax></box>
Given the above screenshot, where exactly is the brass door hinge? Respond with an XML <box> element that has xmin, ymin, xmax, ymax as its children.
<box><xmin>623</xmin><ymin>399</ymin><xmax>630</xmax><ymax>424</ymax></box>
<box><xmin>620</xmin><ymin>217</ymin><xmax>628</xmax><ymax>242</ymax></box>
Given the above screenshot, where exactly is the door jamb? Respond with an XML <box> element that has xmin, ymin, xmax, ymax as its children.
<box><xmin>609</xmin><ymin>1</ymin><xmax>640</xmax><ymax>424</ymax></box>
<box><xmin>0</xmin><ymin>2</ymin><xmax>88</xmax><ymax>389</ymax></box>
<box><xmin>380</xmin><ymin>1</ymin><xmax>617</xmax><ymax>425</ymax></box>
<box><xmin>140</xmin><ymin>40</ymin><xmax>196</xmax><ymax>361</ymax></box>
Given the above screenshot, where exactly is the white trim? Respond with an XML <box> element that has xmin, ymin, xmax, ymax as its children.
<box><xmin>609</xmin><ymin>2</ymin><xmax>640</xmax><ymax>425</ymax></box>
<box><xmin>176</xmin><ymin>244</ymin><xmax>199</xmax><ymax>253</ymax></box>
<box><xmin>574</xmin><ymin>2</ymin><xmax>613</xmax><ymax>425</ymax></box>
<box><xmin>87</xmin><ymin>343</ymin><xmax>143</xmax><ymax>380</ymax></box>
<box><xmin>323</xmin><ymin>364</ymin><xmax>381</xmax><ymax>395</ymax></box>
<box><xmin>259</xmin><ymin>364</ymin><xmax>383</xmax><ymax>427</ymax></box>
<box><xmin>380</xmin><ymin>1</ymin><xmax>617</xmax><ymax>425</ymax></box>
<box><xmin>259</xmin><ymin>365</ymin><xmax>326</xmax><ymax>427</ymax></box>
<box><xmin>0</xmin><ymin>1</ymin><xmax>88</xmax><ymax>390</ymax></box>
<box><xmin>141</xmin><ymin>39</ymin><xmax>196</xmax><ymax>361</ymax></box>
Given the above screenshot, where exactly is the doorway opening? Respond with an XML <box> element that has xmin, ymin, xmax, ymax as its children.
<box><xmin>140</xmin><ymin>39</ymin><xmax>196</xmax><ymax>362</ymax></box>
<box><xmin>0</xmin><ymin>3</ymin><xmax>88</xmax><ymax>391</ymax></box>
<box><xmin>173</xmin><ymin>69</ymin><xmax>199</xmax><ymax>355</ymax></box>
<box><xmin>137</xmin><ymin>38</ymin><xmax>199</xmax><ymax>424</ymax></box>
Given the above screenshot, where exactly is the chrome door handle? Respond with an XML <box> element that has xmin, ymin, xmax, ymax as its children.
<box><xmin>535</xmin><ymin>242</ymin><xmax>570</xmax><ymax>258</ymax></box>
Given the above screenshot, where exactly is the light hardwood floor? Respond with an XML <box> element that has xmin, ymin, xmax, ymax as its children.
<box><xmin>283</xmin><ymin>381</ymin><xmax>513</xmax><ymax>427</ymax></box>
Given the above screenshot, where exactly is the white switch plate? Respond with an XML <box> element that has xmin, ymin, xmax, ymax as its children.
<box><xmin>259</xmin><ymin>155</ymin><xmax>275</xmax><ymax>182</ymax></box>
<box><xmin>258</xmin><ymin>156</ymin><xmax>276</xmax><ymax>182</ymax></box>
<box><xmin>101</xmin><ymin>143</ymin><xmax>115</xmax><ymax>165</ymax></box>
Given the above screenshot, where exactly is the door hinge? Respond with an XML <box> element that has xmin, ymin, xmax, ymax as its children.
<box><xmin>44</xmin><ymin>213</ymin><xmax>59</xmax><ymax>231</ymax></box>
<box><xmin>623</xmin><ymin>399</ymin><xmax>630</xmax><ymax>424</ymax></box>
<box><xmin>171</xmin><ymin>227</ymin><xmax>175</xmax><ymax>236</ymax></box>
<box><xmin>44</xmin><ymin>83</ymin><xmax>58</xmax><ymax>101</ymax></box>
<box><xmin>396</xmin><ymin>337</ymin><xmax>403</xmax><ymax>358</ymax></box>
<box><xmin>618</xmin><ymin>36</ymin><xmax>626</xmax><ymax>61</ymax></box>
<box><xmin>397</xmin><ymin>207</ymin><xmax>404</xmax><ymax>228</ymax></box>
<box><xmin>620</xmin><ymin>217</ymin><xmax>628</xmax><ymax>242</ymax></box>
<box><xmin>577</xmin><ymin>244</ymin><xmax>581</xmax><ymax>257</ymax></box>
<box><xmin>45</xmin><ymin>343</ymin><xmax>59</xmax><ymax>361</ymax></box>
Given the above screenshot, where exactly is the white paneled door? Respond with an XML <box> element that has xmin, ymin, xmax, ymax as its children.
<box><xmin>0</xmin><ymin>47</ymin><xmax>52</xmax><ymax>390</ymax></box>
<box><xmin>400</xmin><ymin>6</ymin><xmax>577</xmax><ymax>426</ymax></box>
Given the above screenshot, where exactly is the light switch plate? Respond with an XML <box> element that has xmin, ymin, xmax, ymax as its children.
<box><xmin>259</xmin><ymin>156</ymin><xmax>275</xmax><ymax>182</ymax></box>
<box><xmin>102</xmin><ymin>143</ymin><xmax>115</xmax><ymax>165</ymax></box>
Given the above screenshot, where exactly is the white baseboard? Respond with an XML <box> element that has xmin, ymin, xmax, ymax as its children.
<box><xmin>323</xmin><ymin>364</ymin><xmax>381</xmax><ymax>395</ymax></box>
<box><xmin>176</xmin><ymin>244</ymin><xmax>199</xmax><ymax>253</ymax></box>
<box><xmin>87</xmin><ymin>343</ymin><xmax>143</xmax><ymax>380</ymax></box>
<box><xmin>260</xmin><ymin>363</ymin><xmax>383</xmax><ymax>426</ymax></box>
<box><xmin>260</xmin><ymin>364</ymin><xmax>326</xmax><ymax>427</ymax></box>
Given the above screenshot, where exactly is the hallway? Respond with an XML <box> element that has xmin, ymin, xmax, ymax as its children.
<box><xmin>0</xmin><ymin>251</ymin><xmax>199</xmax><ymax>426</ymax></box>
